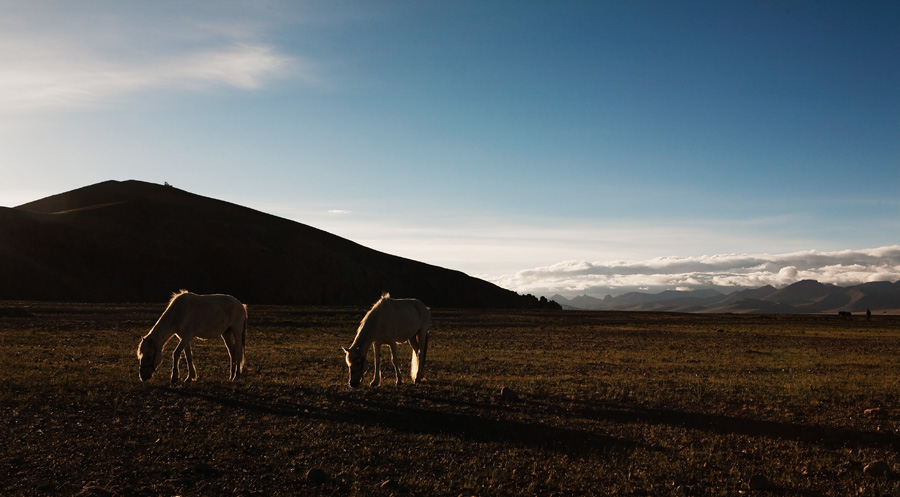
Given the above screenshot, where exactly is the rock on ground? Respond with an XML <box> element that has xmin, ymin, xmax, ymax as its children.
<box><xmin>748</xmin><ymin>474</ymin><xmax>772</xmax><ymax>490</ymax></box>
<box><xmin>863</xmin><ymin>460</ymin><xmax>892</xmax><ymax>477</ymax></box>
<box><xmin>307</xmin><ymin>467</ymin><xmax>330</xmax><ymax>484</ymax></box>
<box><xmin>380</xmin><ymin>479</ymin><xmax>408</xmax><ymax>493</ymax></box>
<box><xmin>500</xmin><ymin>386</ymin><xmax>518</xmax><ymax>401</ymax></box>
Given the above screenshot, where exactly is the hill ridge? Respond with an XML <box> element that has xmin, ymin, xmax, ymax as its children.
<box><xmin>2</xmin><ymin>180</ymin><xmax>557</xmax><ymax>308</ymax></box>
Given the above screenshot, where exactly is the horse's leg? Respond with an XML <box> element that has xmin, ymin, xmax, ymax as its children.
<box><xmin>222</xmin><ymin>328</ymin><xmax>239</xmax><ymax>381</ymax></box>
<box><xmin>171</xmin><ymin>337</ymin><xmax>186</xmax><ymax>384</ymax></box>
<box><xmin>184</xmin><ymin>342</ymin><xmax>197</xmax><ymax>383</ymax></box>
<box><xmin>388</xmin><ymin>342</ymin><xmax>402</xmax><ymax>385</ymax></box>
<box><xmin>233</xmin><ymin>322</ymin><xmax>245</xmax><ymax>380</ymax></box>
<box><xmin>370</xmin><ymin>343</ymin><xmax>382</xmax><ymax>387</ymax></box>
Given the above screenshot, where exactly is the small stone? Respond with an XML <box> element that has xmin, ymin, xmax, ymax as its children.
<box><xmin>675</xmin><ymin>483</ymin><xmax>699</xmax><ymax>495</ymax></box>
<box><xmin>380</xmin><ymin>479</ymin><xmax>408</xmax><ymax>493</ymax></box>
<box><xmin>306</xmin><ymin>467</ymin><xmax>330</xmax><ymax>484</ymax></box>
<box><xmin>863</xmin><ymin>460</ymin><xmax>892</xmax><ymax>477</ymax></box>
<box><xmin>75</xmin><ymin>485</ymin><xmax>113</xmax><ymax>497</ymax></box>
<box><xmin>748</xmin><ymin>474</ymin><xmax>771</xmax><ymax>490</ymax></box>
<box><xmin>193</xmin><ymin>462</ymin><xmax>216</xmax><ymax>476</ymax></box>
<box><xmin>500</xmin><ymin>386</ymin><xmax>518</xmax><ymax>401</ymax></box>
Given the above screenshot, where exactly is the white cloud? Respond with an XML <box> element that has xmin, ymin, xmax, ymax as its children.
<box><xmin>0</xmin><ymin>5</ymin><xmax>302</xmax><ymax>112</ymax></box>
<box><xmin>0</xmin><ymin>43</ymin><xmax>294</xmax><ymax>111</ymax></box>
<box><xmin>490</xmin><ymin>246</ymin><xmax>900</xmax><ymax>297</ymax></box>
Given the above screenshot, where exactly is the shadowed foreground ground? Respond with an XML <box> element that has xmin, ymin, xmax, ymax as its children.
<box><xmin>2</xmin><ymin>302</ymin><xmax>900</xmax><ymax>496</ymax></box>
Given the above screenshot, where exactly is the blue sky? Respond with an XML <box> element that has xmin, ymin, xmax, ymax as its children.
<box><xmin>2</xmin><ymin>1</ymin><xmax>898</xmax><ymax>297</ymax></box>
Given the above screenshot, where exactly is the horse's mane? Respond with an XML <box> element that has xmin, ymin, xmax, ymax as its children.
<box><xmin>143</xmin><ymin>290</ymin><xmax>191</xmax><ymax>340</ymax></box>
<box><xmin>168</xmin><ymin>289</ymin><xmax>191</xmax><ymax>306</ymax></box>
<box><xmin>356</xmin><ymin>292</ymin><xmax>390</xmax><ymax>335</ymax></box>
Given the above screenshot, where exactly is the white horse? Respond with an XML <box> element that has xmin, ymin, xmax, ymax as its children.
<box><xmin>137</xmin><ymin>290</ymin><xmax>247</xmax><ymax>383</ymax></box>
<box><xmin>343</xmin><ymin>293</ymin><xmax>430</xmax><ymax>388</ymax></box>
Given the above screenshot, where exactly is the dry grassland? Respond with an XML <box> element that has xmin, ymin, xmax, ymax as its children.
<box><xmin>2</xmin><ymin>303</ymin><xmax>900</xmax><ymax>496</ymax></box>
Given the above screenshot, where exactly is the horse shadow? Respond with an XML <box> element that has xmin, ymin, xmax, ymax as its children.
<box><xmin>162</xmin><ymin>383</ymin><xmax>900</xmax><ymax>455</ymax></box>
<box><xmin>525</xmin><ymin>396</ymin><xmax>900</xmax><ymax>452</ymax></box>
<box><xmin>330</xmin><ymin>394</ymin><xmax>656</xmax><ymax>455</ymax></box>
<box><xmin>161</xmin><ymin>384</ymin><xmax>654</xmax><ymax>455</ymax></box>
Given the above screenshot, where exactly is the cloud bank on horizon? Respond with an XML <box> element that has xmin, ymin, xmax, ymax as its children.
<box><xmin>492</xmin><ymin>246</ymin><xmax>900</xmax><ymax>298</ymax></box>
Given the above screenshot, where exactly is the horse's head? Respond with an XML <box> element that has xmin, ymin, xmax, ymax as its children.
<box><xmin>137</xmin><ymin>338</ymin><xmax>162</xmax><ymax>382</ymax></box>
<box><xmin>343</xmin><ymin>346</ymin><xmax>367</xmax><ymax>388</ymax></box>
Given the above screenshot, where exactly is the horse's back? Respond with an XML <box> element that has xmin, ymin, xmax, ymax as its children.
<box><xmin>172</xmin><ymin>292</ymin><xmax>246</xmax><ymax>338</ymax></box>
<box><xmin>381</xmin><ymin>298</ymin><xmax>429</xmax><ymax>336</ymax></box>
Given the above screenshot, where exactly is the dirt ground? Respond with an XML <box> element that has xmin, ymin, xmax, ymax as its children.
<box><xmin>2</xmin><ymin>302</ymin><xmax>900</xmax><ymax>496</ymax></box>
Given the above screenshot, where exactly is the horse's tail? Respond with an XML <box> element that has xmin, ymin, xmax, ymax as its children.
<box><xmin>411</xmin><ymin>326</ymin><xmax>428</xmax><ymax>383</ymax></box>
<box><xmin>411</xmin><ymin>306</ymin><xmax>430</xmax><ymax>383</ymax></box>
<box><xmin>411</xmin><ymin>346</ymin><xmax>419</xmax><ymax>382</ymax></box>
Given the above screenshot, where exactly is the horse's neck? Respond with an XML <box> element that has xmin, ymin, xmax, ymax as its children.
<box><xmin>349</xmin><ymin>332</ymin><xmax>373</xmax><ymax>352</ymax></box>
<box><xmin>146</xmin><ymin>317</ymin><xmax>178</xmax><ymax>348</ymax></box>
<box><xmin>349</xmin><ymin>322</ymin><xmax>378</xmax><ymax>352</ymax></box>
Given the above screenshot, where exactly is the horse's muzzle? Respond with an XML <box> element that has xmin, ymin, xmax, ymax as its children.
<box><xmin>139</xmin><ymin>367</ymin><xmax>154</xmax><ymax>382</ymax></box>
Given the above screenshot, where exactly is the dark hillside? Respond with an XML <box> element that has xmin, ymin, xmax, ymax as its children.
<box><xmin>2</xmin><ymin>180</ymin><xmax>554</xmax><ymax>308</ymax></box>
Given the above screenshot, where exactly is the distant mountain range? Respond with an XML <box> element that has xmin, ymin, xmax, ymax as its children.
<box><xmin>0</xmin><ymin>180</ymin><xmax>558</xmax><ymax>308</ymax></box>
<box><xmin>552</xmin><ymin>279</ymin><xmax>900</xmax><ymax>314</ymax></box>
